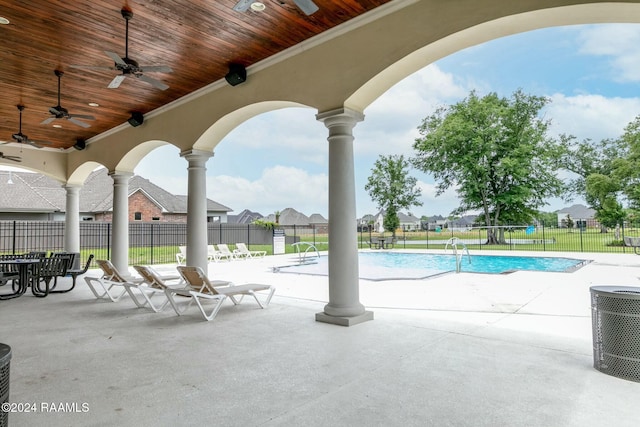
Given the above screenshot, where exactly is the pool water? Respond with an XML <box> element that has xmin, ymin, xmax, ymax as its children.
<box><xmin>275</xmin><ymin>252</ymin><xmax>589</xmax><ymax>281</ymax></box>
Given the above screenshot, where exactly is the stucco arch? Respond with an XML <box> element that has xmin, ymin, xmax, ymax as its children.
<box><xmin>193</xmin><ymin>101</ymin><xmax>312</xmax><ymax>151</ymax></box>
<box><xmin>347</xmin><ymin>2</ymin><xmax>640</xmax><ymax>112</ymax></box>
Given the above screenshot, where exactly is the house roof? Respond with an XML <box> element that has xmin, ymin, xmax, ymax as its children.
<box><xmin>0</xmin><ymin>168</ymin><xmax>231</xmax><ymax>214</ymax></box>
<box><xmin>228</xmin><ymin>209</ymin><xmax>264</xmax><ymax>224</ymax></box>
<box><xmin>556</xmin><ymin>204</ymin><xmax>595</xmax><ymax>219</ymax></box>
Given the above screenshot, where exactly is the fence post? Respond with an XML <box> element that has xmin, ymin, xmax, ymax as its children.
<box><xmin>542</xmin><ymin>220</ymin><xmax>546</xmax><ymax>252</ymax></box>
<box><xmin>579</xmin><ymin>222</ymin><xmax>584</xmax><ymax>252</ymax></box>
<box><xmin>107</xmin><ymin>223</ymin><xmax>111</xmax><ymax>261</ymax></box>
<box><xmin>150</xmin><ymin>223</ymin><xmax>154</xmax><ymax>265</ymax></box>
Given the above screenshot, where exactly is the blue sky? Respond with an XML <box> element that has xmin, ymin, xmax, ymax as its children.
<box><xmin>132</xmin><ymin>24</ymin><xmax>640</xmax><ymax>218</ymax></box>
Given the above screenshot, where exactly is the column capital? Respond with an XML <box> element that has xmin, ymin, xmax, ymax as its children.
<box><xmin>63</xmin><ymin>184</ymin><xmax>82</xmax><ymax>193</ymax></box>
<box><xmin>108</xmin><ymin>170</ymin><xmax>133</xmax><ymax>184</ymax></box>
<box><xmin>180</xmin><ymin>149</ymin><xmax>214</xmax><ymax>163</ymax></box>
<box><xmin>316</xmin><ymin>107</ymin><xmax>364</xmax><ymax>128</ymax></box>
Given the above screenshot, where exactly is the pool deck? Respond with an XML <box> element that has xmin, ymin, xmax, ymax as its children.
<box><xmin>1</xmin><ymin>249</ymin><xmax>640</xmax><ymax>426</ymax></box>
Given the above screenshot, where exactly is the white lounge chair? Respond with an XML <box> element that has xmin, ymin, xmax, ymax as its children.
<box><xmin>177</xmin><ymin>265</ymin><xmax>275</xmax><ymax>309</ymax></box>
<box><xmin>84</xmin><ymin>259</ymin><xmax>142</xmax><ymax>302</ymax></box>
<box><xmin>234</xmin><ymin>242</ymin><xmax>266</xmax><ymax>258</ymax></box>
<box><xmin>163</xmin><ymin>268</ymin><xmax>234</xmax><ymax>321</ymax></box>
<box><xmin>207</xmin><ymin>244</ymin><xmax>222</xmax><ymax>262</ymax></box>
<box><xmin>129</xmin><ymin>265</ymin><xmax>184</xmax><ymax>312</ymax></box>
<box><xmin>176</xmin><ymin>246</ymin><xmax>187</xmax><ymax>265</ymax></box>
<box><xmin>215</xmin><ymin>244</ymin><xmax>236</xmax><ymax>261</ymax></box>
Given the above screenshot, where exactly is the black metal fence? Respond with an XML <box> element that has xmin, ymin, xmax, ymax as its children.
<box><xmin>0</xmin><ymin>221</ymin><xmax>275</xmax><ymax>266</ymax></box>
<box><xmin>358</xmin><ymin>220</ymin><xmax>640</xmax><ymax>254</ymax></box>
<box><xmin>3</xmin><ymin>219</ymin><xmax>639</xmax><ymax>268</ymax></box>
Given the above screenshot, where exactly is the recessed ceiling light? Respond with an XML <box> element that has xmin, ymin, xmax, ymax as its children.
<box><xmin>0</xmin><ymin>17</ymin><xmax>9</xmax><ymax>25</ymax></box>
<box><xmin>250</xmin><ymin>2</ymin><xmax>266</xmax><ymax>12</ymax></box>
<box><xmin>53</xmin><ymin>124</ymin><xmax>62</xmax><ymax>128</ymax></box>
<box><xmin>88</xmin><ymin>102</ymin><xmax>99</xmax><ymax>107</ymax></box>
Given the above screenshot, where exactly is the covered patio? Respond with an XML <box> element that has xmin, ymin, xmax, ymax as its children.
<box><xmin>1</xmin><ymin>251</ymin><xmax>639</xmax><ymax>426</ymax></box>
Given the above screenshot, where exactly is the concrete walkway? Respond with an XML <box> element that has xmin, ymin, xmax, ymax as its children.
<box><xmin>1</xmin><ymin>250</ymin><xmax>639</xmax><ymax>426</ymax></box>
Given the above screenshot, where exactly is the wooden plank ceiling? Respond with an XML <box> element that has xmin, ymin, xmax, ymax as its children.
<box><xmin>0</xmin><ymin>0</ymin><xmax>390</xmax><ymax>151</ymax></box>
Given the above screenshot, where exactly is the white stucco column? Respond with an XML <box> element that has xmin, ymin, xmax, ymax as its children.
<box><xmin>63</xmin><ymin>184</ymin><xmax>81</xmax><ymax>256</ymax></box>
<box><xmin>316</xmin><ymin>107</ymin><xmax>373</xmax><ymax>326</ymax></box>
<box><xmin>181</xmin><ymin>149</ymin><xmax>213</xmax><ymax>272</ymax></box>
<box><xmin>109</xmin><ymin>171</ymin><xmax>132</xmax><ymax>275</ymax></box>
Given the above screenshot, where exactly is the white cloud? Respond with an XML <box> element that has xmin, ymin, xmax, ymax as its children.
<box><xmin>356</xmin><ymin>64</ymin><xmax>469</xmax><ymax>157</ymax></box>
<box><xmin>208</xmin><ymin>166</ymin><xmax>328</xmax><ymax>216</ymax></box>
<box><xmin>546</xmin><ymin>93</ymin><xmax>640</xmax><ymax>141</ymax></box>
<box><xmin>577</xmin><ymin>24</ymin><xmax>640</xmax><ymax>82</ymax></box>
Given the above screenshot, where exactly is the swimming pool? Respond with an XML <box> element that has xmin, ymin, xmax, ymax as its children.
<box><xmin>275</xmin><ymin>252</ymin><xmax>590</xmax><ymax>281</ymax></box>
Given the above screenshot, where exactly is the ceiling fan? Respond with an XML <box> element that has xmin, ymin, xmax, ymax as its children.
<box><xmin>41</xmin><ymin>70</ymin><xmax>95</xmax><ymax>128</ymax></box>
<box><xmin>6</xmin><ymin>105</ymin><xmax>53</xmax><ymax>148</ymax></box>
<box><xmin>71</xmin><ymin>8</ymin><xmax>172</xmax><ymax>90</ymax></box>
<box><xmin>0</xmin><ymin>152</ymin><xmax>21</xmax><ymax>163</ymax></box>
<box><xmin>233</xmin><ymin>0</ymin><xmax>319</xmax><ymax>15</ymax></box>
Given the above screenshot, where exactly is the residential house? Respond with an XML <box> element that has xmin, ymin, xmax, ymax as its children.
<box><xmin>556</xmin><ymin>204</ymin><xmax>597</xmax><ymax>228</ymax></box>
<box><xmin>0</xmin><ymin>168</ymin><xmax>231</xmax><ymax>223</ymax></box>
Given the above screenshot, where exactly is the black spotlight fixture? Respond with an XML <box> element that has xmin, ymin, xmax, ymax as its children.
<box><xmin>225</xmin><ymin>63</ymin><xmax>247</xmax><ymax>86</ymax></box>
<box><xmin>128</xmin><ymin>111</ymin><xmax>144</xmax><ymax>127</ymax></box>
<box><xmin>73</xmin><ymin>138</ymin><xmax>86</xmax><ymax>151</ymax></box>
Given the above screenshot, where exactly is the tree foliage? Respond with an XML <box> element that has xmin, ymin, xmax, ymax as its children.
<box><xmin>365</xmin><ymin>154</ymin><xmax>422</xmax><ymax>235</ymax></box>
<box><xmin>412</xmin><ymin>90</ymin><xmax>565</xmax><ymax>244</ymax></box>
<box><xmin>613</xmin><ymin>115</ymin><xmax>640</xmax><ymax>214</ymax></box>
<box><xmin>559</xmin><ymin>135</ymin><xmax>627</xmax><ymax>231</ymax></box>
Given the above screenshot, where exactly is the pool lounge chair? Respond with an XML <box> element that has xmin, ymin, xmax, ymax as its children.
<box><xmin>84</xmin><ymin>259</ymin><xmax>142</xmax><ymax>302</ymax></box>
<box><xmin>163</xmin><ymin>267</ymin><xmax>234</xmax><ymax>321</ymax></box>
<box><xmin>215</xmin><ymin>244</ymin><xmax>236</xmax><ymax>261</ymax></box>
<box><xmin>130</xmin><ymin>265</ymin><xmax>185</xmax><ymax>312</ymax></box>
<box><xmin>176</xmin><ymin>246</ymin><xmax>187</xmax><ymax>265</ymax></box>
<box><xmin>174</xmin><ymin>266</ymin><xmax>275</xmax><ymax>320</ymax></box>
<box><xmin>234</xmin><ymin>242</ymin><xmax>266</xmax><ymax>258</ymax></box>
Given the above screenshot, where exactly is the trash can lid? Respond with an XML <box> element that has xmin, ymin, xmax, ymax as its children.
<box><xmin>0</xmin><ymin>343</ymin><xmax>10</xmax><ymax>363</ymax></box>
<box><xmin>590</xmin><ymin>285</ymin><xmax>640</xmax><ymax>299</ymax></box>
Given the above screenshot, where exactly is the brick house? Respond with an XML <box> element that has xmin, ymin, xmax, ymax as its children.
<box><xmin>0</xmin><ymin>168</ymin><xmax>231</xmax><ymax>223</ymax></box>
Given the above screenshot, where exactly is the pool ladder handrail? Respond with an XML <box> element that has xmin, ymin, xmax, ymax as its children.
<box><xmin>291</xmin><ymin>242</ymin><xmax>320</xmax><ymax>264</ymax></box>
<box><xmin>444</xmin><ymin>237</ymin><xmax>471</xmax><ymax>273</ymax></box>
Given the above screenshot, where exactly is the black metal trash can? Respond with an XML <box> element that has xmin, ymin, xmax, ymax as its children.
<box><xmin>590</xmin><ymin>286</ymin><xmax>640</xmax><ymax>382</ymax></box>
<box><xmin>0</xmin><ymin>343</ymin><xmax>11</xmax><ymax>427</ymax></box>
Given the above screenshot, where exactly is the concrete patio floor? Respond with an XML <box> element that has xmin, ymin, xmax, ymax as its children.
<box><xmin>1</xmin><ymin>250</ymin><xmax>640</xmax><ymax>426</ymax></box>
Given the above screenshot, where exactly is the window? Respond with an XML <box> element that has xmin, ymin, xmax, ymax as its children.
<box><xmin>134</xmin><ymin>212</ymin><xmax>142</xmax><ymax>221</ymax></box>
<box><xmin>152</xmin><ymin>217</ymin><xmax>160</xmax><ymax>221</ymax></box>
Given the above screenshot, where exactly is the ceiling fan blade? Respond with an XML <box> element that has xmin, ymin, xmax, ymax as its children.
<box><xmin>68</xmin><ymin>114</ymin><xmax>95</xmax><ymax>121</ymax></box>
<box><xmin>49</xmin><ymin>106</ymin><xmax>62</xmax><ymax>115</ymax></box>
<box><xmin>108</xmin><ymin>74</ymin><xmax>127</xmax><ymax>89</ymax></box>
<box><xmin>67</xmin><ymin>117</ymin><xmax>91</xmax><ymax>128</ymax></box>
<box><xmin>139</xmin><ymin>65</ymin><xmax>173</xmax><ymax>73</ymax></box>
<box><xmin>293</xmin><ymin>0</ymin><xmax>319</xmax><ymax>15</ymax></box>
<box><xmin>137</xmin><ymin>74</ymin><xmax>169</xmax><ymax>91</ymax></box>
<box><xmin>104</xmin><ymin>51</ymin><xmax>128</xmax><ymax>66</ymax></box>
<box><xmin>4</xmin><ymin>156</ymin><xmax>21</xmax><ymax>163</ymax></box>
<box><xmin>41</xmin><ymin>117</ymin><xmax>56</xmax><ymax>125</ymax></box>
<box><xmin>233</xmin><ymin>0</ymin><xmax>252</xmax><ymax>12</ymax></box>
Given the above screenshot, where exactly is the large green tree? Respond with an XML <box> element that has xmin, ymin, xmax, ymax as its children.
<box><xmin>559</xmin><ymin>135</ymin><xmax>627</xmax><ymax>231</ymax></box>
<box><xmin>365</xmin><ymin>154</ymin><xmax>422</xmax><ymax>236</ymax></box>
<box><xmin>612</xmin><ymin>116</ymin><xmax>640</xmax><ymax>214</ymax></box>
<box><xmin>412</xmin><ymin>90</ymin><xmax>565</xmax><ymax>244</ymax></box>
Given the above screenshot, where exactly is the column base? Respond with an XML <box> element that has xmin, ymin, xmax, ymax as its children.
<box><xmin>315</xmin><ymin>310</ymin><xmax>374</xmax><ymax>327</ymax></box>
